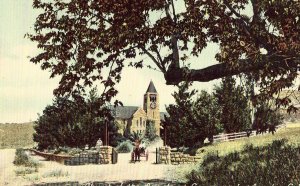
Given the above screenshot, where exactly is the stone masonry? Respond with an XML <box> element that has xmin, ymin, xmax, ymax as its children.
<box><xmin>158</xmin><ymin>146</ymin><xmax>171</xmax><ymax>164</ymax></box>
<box><xmin>99</xmin><ymin>146</ymin><xmax>113</xmax><ymax>164</ymax></box>
<box><xmin>158</xmin><ymin>146</ymin><xmax>201</xmax><ymax>165</ymax></box>
<box><xmin>64</xmin><ymin>146</ymin><xmax>114</xmax><ymax>165</ymax></box>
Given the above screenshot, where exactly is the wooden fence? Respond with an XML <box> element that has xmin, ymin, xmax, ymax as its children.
<box><xmin>213</xmin><ymin>123</ymin><xmax>287</xmax><ymax>143</ymax></box>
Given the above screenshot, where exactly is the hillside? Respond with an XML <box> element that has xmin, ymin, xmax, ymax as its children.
<box><xmin>0</xmin><ymin>122</ymin><xmax>35</xmax><ymax>149</ymax></box>
<box><xmin>170</xmin><ymin>123</ymin><xmax>300</xmax><ymax>182</ymax></box>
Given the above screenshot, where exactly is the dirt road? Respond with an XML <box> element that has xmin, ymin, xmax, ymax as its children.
<box><xmin>0</xmin><ymin>140</ymin><xmax>187</xmax><ymax>185</ymax></box>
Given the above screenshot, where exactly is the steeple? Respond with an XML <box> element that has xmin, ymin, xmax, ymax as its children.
<box><xmin>143</xmin><ymin>80</ymin><xmax>160</xmax><ymax>136</ymax></box>
<box><xmin>146</xmin><ymin>80</ymin><xmax>157</xmax><ymax>93</ymax></box>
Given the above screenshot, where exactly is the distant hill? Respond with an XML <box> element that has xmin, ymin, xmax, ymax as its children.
<box><xmin>0</xmin><ymin>122</ymin><xmax>35</xmax><ymax>149</ymax></box>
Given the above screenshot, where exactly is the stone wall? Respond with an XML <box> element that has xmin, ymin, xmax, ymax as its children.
<box><xmin>170</xmin><ymin>152</ymin><xmax>201</xmax><ymax>165</ymax></box>
<box><xmin>64</xmin><ymin>151</ymin><xmax>99</xmax><ymax>165</ymax></box>
<box><xmin>158</xmin><ymin>146</ymin><xmax>201</xmax><ymax>165</ymax></box>
<box><xmin>64</xmin><ymin>146</ymin><xmax>114</xmax><ymax>165</ymax></box>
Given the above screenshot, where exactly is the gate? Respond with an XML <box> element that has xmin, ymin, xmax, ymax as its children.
<box><xmin>112</xmin><ymin>148</ymin><xmax>118</xmax><ymax>164</ymax></box>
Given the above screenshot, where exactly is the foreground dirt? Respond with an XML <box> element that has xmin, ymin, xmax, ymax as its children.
<box><xmin>0</xmin><ymin>141</ymin><xmax>188</xmax><ymax>185</ymax></box>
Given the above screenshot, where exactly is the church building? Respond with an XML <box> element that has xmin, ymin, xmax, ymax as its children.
<box><xmin>113</xmin><ymin>81</ymin><xmax>162</xmax><ymax>136</ymax></box>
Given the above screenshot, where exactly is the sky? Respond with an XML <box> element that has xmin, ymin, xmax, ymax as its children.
<box><xmin>0</xmin><ymin>1</ymin><xmax>219</xmax><ymax>123</ymax></box>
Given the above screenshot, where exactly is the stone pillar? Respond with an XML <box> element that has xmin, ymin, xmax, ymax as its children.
<box><xmin>158</xmin><ymin>146</ymin><xmax>171</xmax><ymax>164</ymax></box>
<box><xmin>99</xmin><ymin>146</ymin><xmax>113</xmax><ymax>164</ymax></box>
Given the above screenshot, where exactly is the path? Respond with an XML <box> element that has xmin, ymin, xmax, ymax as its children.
<box><xmin>0</xmin><ymin>139</ymin><xmax>181</xmax><ymax>185</ymax></box>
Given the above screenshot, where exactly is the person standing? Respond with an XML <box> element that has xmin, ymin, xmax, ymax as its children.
<box><xmin>134</xmin><ymin>139</ymin><xmax>141</xmax><ymax>161</ymax></box>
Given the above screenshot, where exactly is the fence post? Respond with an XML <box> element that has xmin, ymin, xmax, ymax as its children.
<box><xmin>156</xmin><ymin>148</ymin><xmax>158</xmax><ymax>164</ymax></box>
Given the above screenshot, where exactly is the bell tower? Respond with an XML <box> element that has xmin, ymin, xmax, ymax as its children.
<box><xmin>144</xmin><ymin>80</ymin><xmax>160</xmax><ymax>135</ymax></box>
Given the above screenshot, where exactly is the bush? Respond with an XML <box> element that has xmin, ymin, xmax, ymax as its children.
<box><xmin>116</xmin><ymin>141</ymin><xmax>133</xmax><ymax>153</ymax></box>
<box><xmin>13</xmin><ymin>148</ymin><xmax>40</xmax><ymax>168</ymax></box>
<box><xmin>15</xmin><ymin>167</ymin><xmax>37</xmax><ymax>176</ymax></box>
<box><xmin>68</xmin><ymin>148</ymin><xmax>83</xmax><ymax>156</ymax></box>
<box><xmin>13</xmin><ymin>148</ymin><xmax>30</xmax><ymax>166</ymax></box>
<box><xmin>187</xmin><ymin>139</ymin><xmax>300</xmax><ymax>185</ymax></box>
<box><xmin>53</xmin><ymin>147</ymin><xmax>70</xmax><ymax>154</ymax></box>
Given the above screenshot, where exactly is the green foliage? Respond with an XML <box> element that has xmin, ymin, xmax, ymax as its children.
<box><xmin>99</xmin><ymin>120</ymin><xmax>124</xmax><ymax>147</ymax></box>
<box><xmin>187</xmin><ymin>139</ymin><xmax>300</xmax><ymax>185</ymax></box>
<box><xmin>163</xmin><ymin>82</ymin><xmax>221</xmax><ymax>148</ymax></box>
<box><xmin>116</xmin><ymin>141</ymin><xmax>133</xmax><ymax>153</ymax></box>
<box><xmin>214</xmin><ymin>77</ymin><xmax>252</xmax><ymax>133</ymax></box>
<box><xmin>34</xmin><ymin>88</ymin><xmax>121</xmax><ymax>150</ymax></box>
<box><xmin>253</xmin><ymin>102</ymin><xmax>284</xmax><ymax>132</ymax></box>
<box><xmin>15</xmin><ymin>167</ymin><xmax>37</xmax><ymax>176</ymax></box>
<box><xmin>13</xmin><ymin>148</ymin><xmax>40</xmax><ymax>169</ymax></box>
<box><xmin>144</xmin><ymin>120</ymin><xmax>158</xmax><ymax>141</ymax></box>
<box><xmin>29</xmin><ymin>0</ymin><xmax>300</xmax><ymax>113</ymax></box>
<box><xmin>13</xmin><ymin>148</ymin><xmax>30</xmax><ymax>166</ymax></box>
<box><xmin>126</xmin><ymin>131</ymin><xmax>144</xmax><ymax>143</ymax></box>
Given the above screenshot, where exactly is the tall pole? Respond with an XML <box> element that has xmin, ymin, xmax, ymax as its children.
<box><xmin>105</xmin><ymin>119</ymin><xmax>108</xmax><ymax>146</ymax></box>
<box><xmin>108</xmin><ymin>131</ymin><xmax>110</xmax><ymax>146</ymax></box>
<box><xmin>164</xmin><ymin>125</ymin><xmax>167</xmax><ymax>146</ymax></box>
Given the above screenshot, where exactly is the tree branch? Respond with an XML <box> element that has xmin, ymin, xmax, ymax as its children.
<box><xmin>165</xmin><ymin>55</ymin><xmax>300</xmax><ymax>85</ymax></box>
<box><xmin>140</xmin><ymin>46</ymin><xmax>166</xmax><ymax>73</ymax></box>
<box><xmin>223</xmin><ymin>0</ymin><xmax>275</xmax><ymax>53</ymax></box>
<box><xmin>164</xmin><ymin>0</ymin><xmax>180</xmax><ymax>70</ymax></box>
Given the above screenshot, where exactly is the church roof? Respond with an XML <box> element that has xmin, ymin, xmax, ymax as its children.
<box><xmin>113</xmin><ymin>106</ymin><xmax>139</xmax><ymax>119</ymax></box>
<box><xmin>146</xmin><ymin>80</ymin><xmax>157</xmax><ymax>93</ymax></box>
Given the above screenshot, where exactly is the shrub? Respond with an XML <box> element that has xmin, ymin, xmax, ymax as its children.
<box><xmin>186</xmin><ymin>140</ymin><xmax>300</xmax><ymax>185</ymax></box>
<box><xmin>53</xmin><ymin>147</ymin><xmax>70</xmax><ymax>154</ymax></box>
<box><xmin>116</xmin><ymin>141</ymin><xmax>133</xmax><ymax>153</ymax></box>
<box><xmin>68</xmin><ymin>148</ymin><xmax>83</xmax><ymax>156</ymax></box>
<box><xmin>13</xmin><ymin>148</ymin><xmax>40</xmax><ymax>168</ymax></box>
<box><xmin>15</xmin><ymin>167</ymin><xmax>37</xmax><ymax>176</ymax></box>
<box><xmin>13</xmin><ymin>148</ymin><xmax>30</xmax><ymax>166</ymax></box>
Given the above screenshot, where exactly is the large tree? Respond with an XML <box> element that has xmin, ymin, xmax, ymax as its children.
<box><xmin>214</xmin><ymin>77</ymin><xmax>252</xmax><ymax>133</ymax></box>
<box><xmin>33</xmin><ymin>89</ymin><xmax>121</xmax><ymax>150</ymax></box>
<box><xmin>29</xmin><ymin>0</ymin><xmax>300</xmax><ymax>110</ymax></box>
<box><xmin>162</xmin><ymin>82</ymin><xmax>221</xmax><ymax>148</ymax></box>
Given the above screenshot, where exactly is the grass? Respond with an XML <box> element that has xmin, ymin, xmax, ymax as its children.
<box><xmin>14</xmin><ymin>167</ymin><xmax>38</xmax><ymax>176</ymax></box>
<box><xmin>0</xmin><ymin>122</ymin><xmax>35</xmax><ymax>149</ymax></box>
<box><xmin>187</xmin><ymin>139</ymin><xmax>300</xmax><ymax>185</ymax></box>
<box><xmin>42</xmin><ymin>169</ymin><xmax>69</xmax><ymax>178</ymax></box>
<box><xmin>171</xmin><ymin>123</ymin><xmax>300</xmax><ymax>182</ymax></box>
<box><xmin>197</xmin><ymin>123</ymin><xmax>300</xmax><ymax>157</ymax></box>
